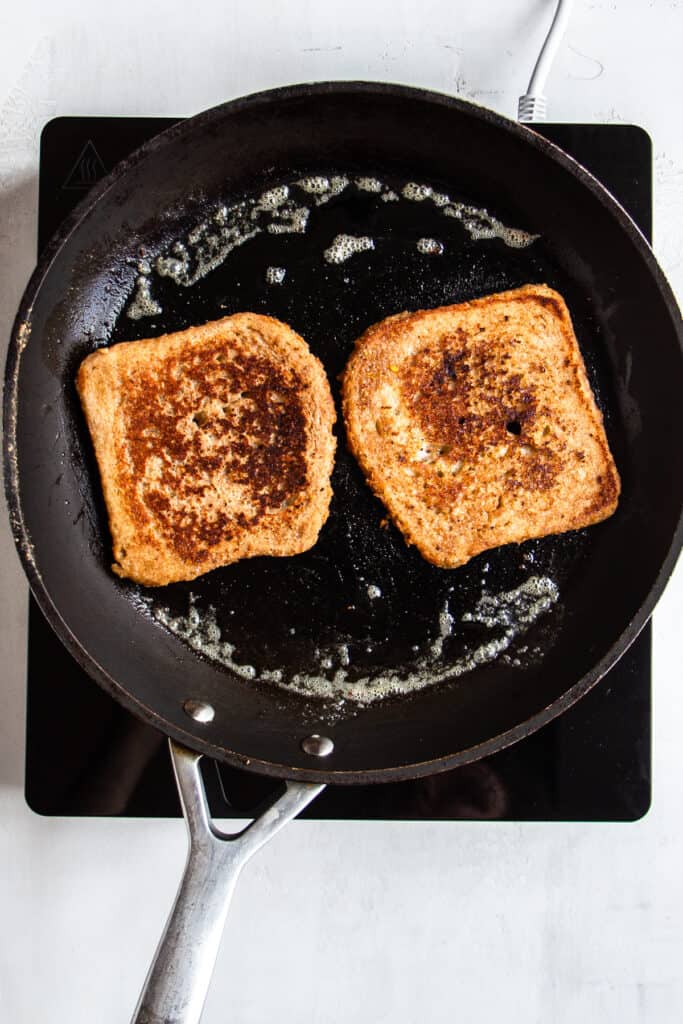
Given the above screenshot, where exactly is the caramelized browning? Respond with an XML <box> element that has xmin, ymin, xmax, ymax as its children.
<box><xmin>400</xmin><ymin>326</ymin><xmax>561</xmax><ymax>501</ymax></box>
<box><xmin>76</xmin><ymin>312</ymin><xmax>336</xmax><ymax>586</ymax></box>
<box><xmin>119</xmin><ymin>342</ymin><xmax>308</xmax><ymax>564</ymax></box>
<box><xmin>341</xmin><ymin>285</ymin><xmax>621</xmax><ymax>570</ymax></box>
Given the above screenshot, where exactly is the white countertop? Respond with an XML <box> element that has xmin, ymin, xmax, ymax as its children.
<box><xmin>1</xmin><ymin>2</ymin><xmax>682</xmax><ymax>1021</ymax></box>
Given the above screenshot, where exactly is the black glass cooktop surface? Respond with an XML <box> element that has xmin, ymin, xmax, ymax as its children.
<box><xmin>26</xmin><ymin>118</ymin><xmax>652</xmax><ymax>821</ymax></box>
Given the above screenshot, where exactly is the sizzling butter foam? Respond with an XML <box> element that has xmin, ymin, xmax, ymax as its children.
<box><xmin>124</xmin><ymin>172</ymin><xmax>538</xmax><ymax>319</ymax></box>
<box><xmin>146</xmin><ymin>575</ymin><xmax>558</xmax><ymax>707</ymax></box>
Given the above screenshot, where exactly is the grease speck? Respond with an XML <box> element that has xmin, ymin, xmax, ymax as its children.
<box><xmin>324</xmin><ymin>234</ymin><xmax>375</xmax><ymax>264</ymax></box>
<box><xmin>127</xmin><ymin>276</ymin><xmax>162</xmax><ymax>320</ymax></box>
<box><xmin>265</xmin><ymin>266</ymin><xmax>286</xmax><ymax>285</ymax></box>
<box><xmin>417</xmin><ymin>237</ymin><xmax>444</xmax><ymax>255</ymax></box>
<box><xmin>429</xmin><ymin>604</ymin><xmax>455</xmax><ymax>658</ymax></box>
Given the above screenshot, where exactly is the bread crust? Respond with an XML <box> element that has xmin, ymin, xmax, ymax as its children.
<box><xmin>77</xmin><ymin>313</ymin><xmax>336</xmax><ymax>586</ymax></box>
<box><xmin>341</xmin><ymin>285</ymin><xmax>620</xmax><ymax>568</ymax></box>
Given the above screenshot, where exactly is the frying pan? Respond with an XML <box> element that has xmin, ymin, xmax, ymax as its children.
<box><xmin>4</xmin><ymin>83</ymin><xmax>683</xmax><ymax>1022</ymax></box>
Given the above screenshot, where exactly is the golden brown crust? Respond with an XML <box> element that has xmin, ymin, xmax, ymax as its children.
<box><xmin>341</xmin><ymin>285</ymin><xmax>620</xmax><ymax>568</ymax></box>
<box><xmin>77</xmin><ymin>313</ymin><xmax>336</xmax><ymax>586</ymax></box>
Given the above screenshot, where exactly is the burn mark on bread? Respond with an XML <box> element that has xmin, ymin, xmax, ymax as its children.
<box><xmin>400</xmin><ymin>334</ymin><xmax>561</xmax><ymax>493</ymax></box>
<box><xmin>121</xmin><ymin>342</ymin><xmax>308</xmax><ymax>564</ymax></box>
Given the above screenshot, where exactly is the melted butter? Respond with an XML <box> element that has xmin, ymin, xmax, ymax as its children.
<box><xmin>297</xmin><ymin>175</ymin><xmax>331</xmax><ymax>195</ymax></box>
<box><xmin>430</xmin><ymin>603</ymin><xmax>454</xmax><ymax>658</ymax></box>
<box><xmin>265</xmin><ymin>266</ymin><xmax>286</xmax><ymax>285</ymax></box>
<box><xmin>148</xmin><ymin>575</ymin><xmax>558</xmax><ymax>706</ymax></box>
<box><xmin>355</xmin><ymin>176</ymin><xmax>383</xmax><ymax>193</ymax></box>
<box><xmin>323</xmin><ymin>234</ymin><xmax>375</xmax><ymax>264</ymax></box>
<box><xmin>402</xmin><ymin>182</ymin><xmax>433</xmax><ymax>202</ymax></box>
<box><xmin>257</xmin><ymin>185</ymin><xmax>289</xmax><ymax>210</ymax></box>
<box><xmin>417</xmin><ymin>237</ymin><xmax>444</xmax><ymax>255</ymax></box>
<box><xmin>267</xmin><ymin>202</ymin><xmax>310</xmax><ymax>234</ymax></box>
<box><xmin>127</xmin><ymin>275</ymin><xmax>162</xmax><ymax>319</ymax></box>
<box><xmin>297</xmin><ymin>175</ymin><xmax>349</xmax><ymax>205</ymax></box>
<box><xmin>125</xmin><ymin>170</ymin><xmax>537</xmax><ymax>319</ymax></box>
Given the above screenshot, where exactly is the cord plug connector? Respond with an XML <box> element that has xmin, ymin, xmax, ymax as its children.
<box><xmin>517</xmin><ymin>0</ymin><xmax>574</xmax><ymax>123</ymax></box>
<box><xmin>518</xmin><ymin>94</ymin><xmax>548</xmax><ymax>122</ymax></box>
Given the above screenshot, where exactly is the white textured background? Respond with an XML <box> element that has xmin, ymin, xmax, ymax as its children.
<box><xmin>0</xmin><ymin>2</ymin><xmax>681</xmax><ymax>1022</ymax></box>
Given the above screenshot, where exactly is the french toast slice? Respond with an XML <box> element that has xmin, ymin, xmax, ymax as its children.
<box><xmin>341</xmin><ymin>285</ymin><xmax>620</xmax><ymax>568</ymax></box>
<box><xmin>77</xmin><ymin>313</ymin><xmax>336</xmax><ymax>586</ymax></box>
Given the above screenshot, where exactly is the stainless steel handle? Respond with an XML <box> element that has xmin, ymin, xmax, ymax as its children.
<box><xmin>132</xmin><ymin>740</ymin><xmax>324</xmax><ymax>1024</ymax></box>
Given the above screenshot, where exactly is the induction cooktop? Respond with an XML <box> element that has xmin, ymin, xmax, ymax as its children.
<box><xmin>25</xmin><ymin>117</ymin><xmax>652</xmax><ymax>821</ymax></box>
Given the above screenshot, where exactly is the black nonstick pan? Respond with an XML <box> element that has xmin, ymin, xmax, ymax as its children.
<box><xmin>4</xmin><ymin>83</ymin><xmax>682</xmax><ymax>1022</ymax></box>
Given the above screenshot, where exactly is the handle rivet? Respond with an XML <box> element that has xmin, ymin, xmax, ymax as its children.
<box><xmin>301</xmin><ymin>734</ymin><xmax>334</xmax><ymax>757</ymax></box>
<box><xmin>183</xmin><ymin>699</ymin><xmax>215</xmax><ymax>723</ymax></box>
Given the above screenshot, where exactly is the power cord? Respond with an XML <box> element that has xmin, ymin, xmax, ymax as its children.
<box><xmin>518</xmin><ymin>0</ymin><xmax>574</xmax><ymax>122</ymax></box>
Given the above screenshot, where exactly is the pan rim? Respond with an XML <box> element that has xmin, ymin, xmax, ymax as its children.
<box><xmin>4</xmin><ymin>81</ymin><xmax>682</xmax><ymax>784</ymax></box>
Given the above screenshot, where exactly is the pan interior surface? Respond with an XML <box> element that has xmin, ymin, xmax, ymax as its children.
<box><xmin>116</xmin><ymin>169</ymin><xmax>578</xmax><ymax>710</ymax></box>
<box><xmin>6</xmin><ymin>84</ymin><xmax>683</xmax><ymax>781</ymax></box>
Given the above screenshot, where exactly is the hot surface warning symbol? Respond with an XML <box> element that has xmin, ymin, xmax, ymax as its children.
<box><xmin>62</xmin><ymin>140</ymin><xmax>107</xmax><ymax>190</ymax></box>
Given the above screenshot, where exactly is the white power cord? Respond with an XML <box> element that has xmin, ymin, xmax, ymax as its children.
<box><xmin>518</xmin><ymin>0</ymin><xmax>574</xmax><ymax>122</ymax></box>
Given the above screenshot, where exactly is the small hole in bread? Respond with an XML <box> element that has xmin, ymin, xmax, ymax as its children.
<box><xmin>193</xmin><ymin>410</ymin><xmax>210</xmax><ymax>427</ymax></box>
<box><xmin>506</xmin><ymin>420</ymin><xmax>522</xmax><ymax>435</ymax></box>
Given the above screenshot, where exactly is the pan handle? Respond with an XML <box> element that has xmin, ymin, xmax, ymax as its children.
<box><xmin>132</xmin><ymin>740</ymin><xmax>324</xmax><ymax>1024</ymax></box>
